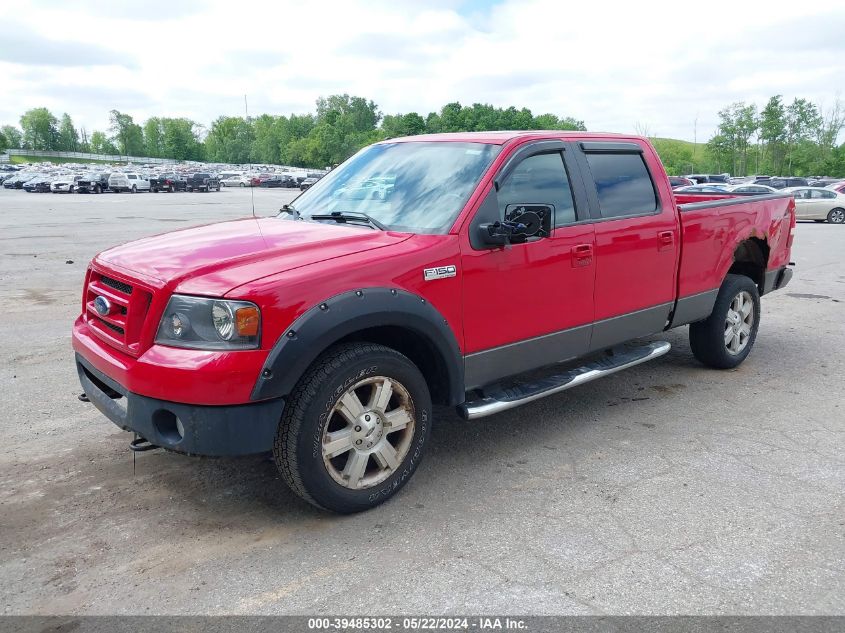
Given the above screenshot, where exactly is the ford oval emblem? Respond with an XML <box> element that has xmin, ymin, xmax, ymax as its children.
<box><xmin>94</xmin><ymin>295</ymin><xmax>112</xmax><ymax>316</ymax></box>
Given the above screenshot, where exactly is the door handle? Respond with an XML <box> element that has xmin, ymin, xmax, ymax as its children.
<box><xmin>658</xmin><ymin>231</ymin><xmax>674</xmax><ymax>252</ymax></box>
<box><xmin>571</xmin><ymin>243</ymin><xmax>593</xmax><ymax>267</ymax></box>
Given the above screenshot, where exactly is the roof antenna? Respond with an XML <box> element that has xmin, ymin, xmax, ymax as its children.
<box><xmin>245</xmin><ymin>94</ymin><xmax>256</xmax><ymax>218</ymax></box>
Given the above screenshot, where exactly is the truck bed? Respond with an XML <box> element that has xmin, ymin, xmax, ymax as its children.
<box><xmin>673</xmin><ymin>192</ymin><xmax>795</xmax><ymax>300</ymax></box>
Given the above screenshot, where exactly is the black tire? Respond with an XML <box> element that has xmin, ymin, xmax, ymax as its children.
<box><xmin>130</xmin><ymin>185</ymin><xmax>137</xmax><ymax>193</ymax></box>
<box><xmin>274</xmin><ymin>342</ymin><xmax>432</xmax><ymax>514</ymax></box>
<box><xmin>689</xmin><ymin>273</ymin><xmax>761</xmax><ymax>369</ymax></box>
<box><xmin>94</xmin><ymin>185</ymin><xmax>101</xmax><ymax>194</ymax></box>
<box><xmin>239</xmin><ymin>182</ymin><xmax>245</xmax><ymax>187</ymax></box>
<box><xmin>827</xmin><ymin>208</ymin><xmax>845</xmax><ymax>224</ymax></box>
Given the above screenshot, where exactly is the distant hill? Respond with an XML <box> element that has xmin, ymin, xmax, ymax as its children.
<box><xmin>649</xmin><ymin>137</ymin><xmax>713</xmax><ymax>176</ymax></box>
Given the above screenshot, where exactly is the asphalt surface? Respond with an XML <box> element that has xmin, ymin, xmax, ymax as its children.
<box><xmin>1</xmin><ymin>187</ymin><xmax>843</xmax><ymax>615</ymax></box>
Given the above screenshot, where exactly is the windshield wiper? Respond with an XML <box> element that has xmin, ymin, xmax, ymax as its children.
<box><xmin>309</xmin><ymin>211</ymin><xmax>388</xmax><ymax>231</ymax></box>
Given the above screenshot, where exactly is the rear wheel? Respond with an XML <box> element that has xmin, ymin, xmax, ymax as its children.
<box><xmin>827</xmin><ymin>208</ymin><xmax>845</xmax><ymax>224</ymax></box>
<box><xmin>94</xmin><ymin>185</ymin><xmax>101</xmax><ymax>194</ymax></box>
<box><xmin>130</xmin><ymin>185</ymin><xmax>137</xmax><ymax>193</ymax></box>
<box><xmin>274</xmin><ymin>343</ymin><xmax>432</xmax><ymax>513</ymax></box>
<box><xmin>689</xmin><ymin>274</ymin><xmax>761</xmax><ymax>369</ymax></box>
<box><xmin>240</xmin><ymin>182</ymin><xmax>245</xmax><ymax>187</ymax></box>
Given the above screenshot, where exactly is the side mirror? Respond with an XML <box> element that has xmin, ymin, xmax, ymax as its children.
<box><xmin>477</xmin><ymin>204</ymin><xmax>553</xmax><ymax>247</ymax></box>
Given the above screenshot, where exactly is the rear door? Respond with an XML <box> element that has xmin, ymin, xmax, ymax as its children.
<box><xmin>460</xmin><ymin>140</ymin><xmax>596</xmax><ymax>389</ymax></box>
<box><xmin>572</xmin><ymin>141</ymin><xmax>680</xmax><ymax>351</ymax></box>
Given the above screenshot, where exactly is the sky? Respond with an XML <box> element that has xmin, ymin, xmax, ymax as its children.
<box><xmin>1</xmin><ymin>0</ymin><xmax>845</xmax><ymax>143</ymax></box>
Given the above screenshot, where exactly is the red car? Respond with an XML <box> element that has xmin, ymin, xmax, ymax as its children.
<box><xmin>73</xmin><ymin>132</ymin><xmax>795</xmax><ymax>513</ymax></box>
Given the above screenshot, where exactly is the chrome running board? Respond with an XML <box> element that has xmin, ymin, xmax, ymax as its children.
<box><xmin>458</xmin><ymin>341</ymin><xmax>671</xmax><ymax>420</ymax></box>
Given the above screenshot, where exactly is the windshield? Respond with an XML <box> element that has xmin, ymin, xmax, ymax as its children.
<box><xmin>289</xmin><ymin>141</ymin><xmax>501</xmax><ymax>233</ymax></box>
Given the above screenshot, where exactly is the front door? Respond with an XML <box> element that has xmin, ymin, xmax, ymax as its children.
<box><xmin>460</xmin><ymin>144</ymin><xmax>596</xmax><ymax>389</ymax></box>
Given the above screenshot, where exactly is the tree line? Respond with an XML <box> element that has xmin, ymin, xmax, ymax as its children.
<box><xmin>705</xmin><ymin>96</ymin><xmax>845</xmax><ymax>177</ymax></box>
<box><xmin>0</xmin><ymin>96</ymin><xmax>585</xmax><ymax>168</ymax></box>
<box><xmin>2</xmin><ymin>94</ymin><xmax>842</xmax><ymax>176</ymax></box>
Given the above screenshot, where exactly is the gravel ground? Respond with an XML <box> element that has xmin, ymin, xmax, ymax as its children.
<box><xmin>0</xmin><ymin>187</ymin><xmax>843</xmax><ymax>615</ymax></box>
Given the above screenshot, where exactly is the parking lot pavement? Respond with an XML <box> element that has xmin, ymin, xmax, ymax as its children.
<box><xmin>0</xmin><ymin>188</ymin><xmax>843</xmax><ymax>615</ymax></box>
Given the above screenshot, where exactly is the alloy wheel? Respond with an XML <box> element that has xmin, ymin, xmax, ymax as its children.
<box><xmin>724</xmin><ymin>290</ymin><xmax>754</xmax><ymax>355</ymax></box>
<box><xmin>321</xmin><ymin>376</ymin><xmax>416</xmax><ymax>490</ymax></box>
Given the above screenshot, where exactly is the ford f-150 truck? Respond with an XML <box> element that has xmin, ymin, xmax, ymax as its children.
<box><xmin>73</xmin><ymin>132</ymin><xmax>795</xmax><ymax>513</ymax></box>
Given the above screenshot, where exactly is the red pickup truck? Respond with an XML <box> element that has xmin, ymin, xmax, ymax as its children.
<box><xmin>73</xmin><ymin>132</ymin><xmax>795</xmax><ymax>513</ymax></box>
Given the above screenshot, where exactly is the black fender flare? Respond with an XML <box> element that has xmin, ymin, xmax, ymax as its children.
<box><xmin>251</xmin><ymin>288</ymin><xmax>464</xmax><ymax>405</ymax></box>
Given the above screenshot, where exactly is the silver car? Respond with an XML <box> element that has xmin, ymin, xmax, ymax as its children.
<box><xmin>784</xmin><ymin>187</ymin><xmax>845</xmax><ymax>224</ymax></box>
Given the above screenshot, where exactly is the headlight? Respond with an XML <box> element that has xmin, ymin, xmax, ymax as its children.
<box><xmin>155</xmin><ymin>294</ymin><xmax>260</xmax><ymax>350</ymax></box>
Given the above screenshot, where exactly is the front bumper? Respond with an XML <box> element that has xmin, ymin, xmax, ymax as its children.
<box><xmin>76</xmin><ymin>353</ymin><xmax>284</xmax><ymax>456</ymax></box>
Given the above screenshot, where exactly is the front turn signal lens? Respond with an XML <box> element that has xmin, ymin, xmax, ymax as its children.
<box><xmin>235</xmin><ymin>306</ymin><xmax>260</xmax><ymax>337</ymax></box>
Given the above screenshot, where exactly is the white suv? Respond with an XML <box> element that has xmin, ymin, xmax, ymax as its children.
<box><xmin>108</xmin><ymin>172</ymin><xmax>150</xmax><ymax>193</ymax></box>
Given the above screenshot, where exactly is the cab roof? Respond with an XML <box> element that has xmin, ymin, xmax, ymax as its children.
<box><xmin>384</xmin><ymin>131</ymin><xmax>646</xmax><ymax>145</ymax></box>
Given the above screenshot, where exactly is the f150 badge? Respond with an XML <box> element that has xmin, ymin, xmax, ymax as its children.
<box><xmin>423</xmin><ymin>265</ymin><xmax>457</xmax><ymax>281</ymax></box>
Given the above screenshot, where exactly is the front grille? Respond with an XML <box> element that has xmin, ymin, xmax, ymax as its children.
<box><xmin>85</xmin><ymin>270</ymin><xmax>153</xmax><ymax>356</ymax></box>
<box><xmin>98</xmin><ymin>319</ymin><xmax>125</xmax><ymax>335</ymax></box>
<box><xmin>100</xmin><ymin>275</ymin><xmax>133</xmax><ymax>294</ymax></box>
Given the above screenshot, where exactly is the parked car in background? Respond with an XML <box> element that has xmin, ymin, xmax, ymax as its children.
<box><xmin>222</xmin><ymin>175</ymin><xmax>249</xmax><ymax>187</ymax></box>
<box><xmin>675</xmin><ymin>184</ymin><xmax>731</xmax><ymax>193</ymax></box>
<box><xmin>186</xmin><ymin>173</ymin><xmax>220</xmax><ymax>192</ymax></box>
<box><xmin>3</xmin><ymin>172</ymin><xmax>37</xmax><ymax>189</ymax></box>
<box><xmin>685</xmin><ymin>174</ymin><xmax>730</xmax><ymax>184</ymax></box>
<box><xmin>769</xmin><ymin>177</ymin><xmax>809</xmax><ymax>189</ymax></box>
<box><xmin>299</xmin><ymin>176</ymin><xmax>320</xmax><ymax>191</ymax></box>
<box><xmin>24</xmin><ymin>175</ymin><xmax>54</xmax><ymax>193</ymax></box>
<box><xmin>724</xmin><ymin>183</ymin><xmax>778</xmax><ymax>195</ymax></box>
<box><xmin>108</xmin><ymin>172</ymin><xmax>151</xmax><ymax>193</ymax></box>
<box><xmin>51</xmin><ymin>174</ymin><xmax>83</xmax><ymax>193</ymax></box>
<box><xmin>151</xmin><ymin>173</ymin><xmax>187</xmax><ymax>192</ymax></box>
<box><xmin>260</xmin><ymin>174</ymin><xmax>298</xmax><ymax>188</ymax></box>
<box><xmin>76</xmin><ymin>173</ymin><xmax>109</xmax><ymax>194</ymax></box>
<box><xmin>785</xmin><ymin>186</ymin><xmax>845</xmax><ymax>223</ymax></box>
<box><xmin>668</xmin><ymin>176</ymin><xmax>694</xmax><ymax>189</ymax></box>
<box><xmin>824</xmin><ymin>181</ymin><xmax>845</xmax><ymax>194</ymax></box>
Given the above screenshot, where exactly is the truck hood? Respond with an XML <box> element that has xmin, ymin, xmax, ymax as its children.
<box><xmin>96</xmin><ymin>216</ymin><xmax>410</xmax><ymax>295</ymax></box>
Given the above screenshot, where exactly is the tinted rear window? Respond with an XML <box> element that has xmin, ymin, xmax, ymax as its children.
<box><xmin>584</xmin><ymin>153</ymin><xmax>658</xmax><ymax>218</ymax></box>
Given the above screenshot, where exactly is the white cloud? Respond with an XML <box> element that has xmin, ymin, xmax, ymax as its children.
<box><xmin>1</xmin><ymin>0</ymin><xmax>844</xmax><ymax>141</ymax></box>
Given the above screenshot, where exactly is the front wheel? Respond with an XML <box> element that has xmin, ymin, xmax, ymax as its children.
<box><xmin>689</xmin><ymin>273</ymin><xmax>761</xmax><ymax>369</ymax></box>
<box><xmin>827</xmin><ymin>208</ymin><xmax>845</xmax><ymax>224</ymax></box>
<box><xmin>274</xmin><ymin>342</ymin><xmax>432</xmax><ymax>513</ymax></box>
<box><xmin>130</xmin><ymin>185</ymin><xmax>137</xmax><ymax>193</ymax></box>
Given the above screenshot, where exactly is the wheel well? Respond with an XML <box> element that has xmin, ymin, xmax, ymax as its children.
<box><xmin>335</xmin><ymin>326</ymin><xmax>452</xmax><ymax>405</ymax></box>
<box><xmin>728</xmin><ymin>238</ymin><xmax>769</xmax><ymax>292</ymax></box>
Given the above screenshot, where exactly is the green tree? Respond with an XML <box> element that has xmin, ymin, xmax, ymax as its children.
<box><xmin>20</xmin><ymin>107</ymin><xmax>58</xmax><ymax>150</ymax></box>
<box><xmin>56</xmin><ymin>113</ymin><xmax>80</xmax><ymax>151</ymax></box>
<box><xmin>162</xmin><ymin>118</ymin><xmax>203</xmax><ymax>161</ymax></box>
<box><xmin>143</xmin><ymin>117</ymin><xmax>165</xmax><ymax>157</ymax></box>
<box><xmin>316</xmin><ymin>94</ymin><xmax>380</xmax><ymax>132</ymax></box>
<box><xmin>759</xmin><ymin>96</ymin><xmax>786</xmax><ymax>174</ymax></box>
<box><xmin>109</xmin><ymin>110</ymin><xmax>144</xmax><ymax>155</ymax></box>
<box><xmin>89</xmin><ymin>130</ymin><xmax>118</xmax><ymax>155</ymax></box>
<box><xmin>1</xmin><ymin>125</ymin><xmax>23</xmax><ymax>149</ymax></box>
<box><xmin>252</xmin><ymin>114</ymin><xmax>284</xmax><ymax>164</ymax></box>
<box><xmin>78</xmin><ymin>127</ymin><xmax>90</xmax><ymax>153</ymax></box>
<box><xmin>381</xmin><ymin>112</ymin><xmax>426</xmax><ymax>138</ymax></box>
<box><xmin>784</xmin><ymin>98</ymin><xmax>821</xmax><ymax>174</ymax></box>
<box><xmin>0</xmin><ymin>129</ymin><xmax>7</xmax><ymax>153</ymax></box>
<box><xmin>204</xmin><ymin>116</ymin><xmax>254</xmax><ymax>163</ymax></box>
